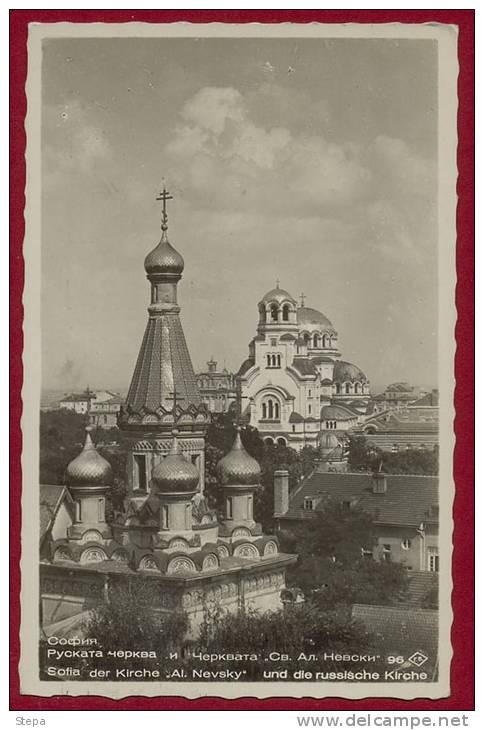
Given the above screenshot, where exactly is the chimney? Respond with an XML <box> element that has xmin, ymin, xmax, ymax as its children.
<box><xmin>371</xmin><ymin>470</ymin><xmax>387</xmax><ymax>494</ymax></box>
<box><xmin>274</xmin><ymin>469</ymin><xmax>289</xmax><ymax>516</ymax></box>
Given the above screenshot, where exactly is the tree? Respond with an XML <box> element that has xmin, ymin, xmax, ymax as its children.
<box><xmin>39</xmin><ymin>409</ymin><xmax>88</xmax><ymax>484</ymax></box>
<box><xmin>282</xmin><ymin>498</ymin><xmax>409</xmax><ymax>609</ymax></box>
<box><xmin>347</xmin><ymin>435</ymin><xmax>438</xmax><ymax>475</ymax></box>
<box><xmin>86</xmin><ymin>580</ymin><xmax>187</xmax><ymax>655</ymax></box>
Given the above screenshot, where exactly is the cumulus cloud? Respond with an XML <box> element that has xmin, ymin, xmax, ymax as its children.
<box><xmin>164</xmin><ymin>86</ymin><xmax>372</xmax><ymax>213</ymax></box>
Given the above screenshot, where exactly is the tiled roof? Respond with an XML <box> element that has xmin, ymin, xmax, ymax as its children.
<box><xmin>405</xmin><ymin>571</ymin><xmax>438</xmax><ymax>606</ymax></box>
<box><xmin>411</xmin><ymin>391</ymin><xmax>439</xmax><ymax>407</ymax></box>
<box><xmin>283</xmin><ymin>471</ymin><xmax>438</xmax><ymax>527</ymax></box>
<box><xmin>290</xmin><ymin>358</ymin><xmax>318</xmax><ymax>376</ymax></box>
<box><xmin>351</xmin><ymin>604</ymin><xmax>438</xmax><ymax>671</ymax></box>
<box><xmin>320</xmin><ymin>404</ymin><xmax>356</xmax><ymax>421</ymax></box>
<box><xmin>289</xmin><ymin>411</ymin><xmax>305</xmax><ymax>423</ymax></box>
<box><xmin>40</xmin><ymin>485</ymin><xmax>73</xmax><ymax>544</ymax></box>
<box><xmin>126</xmin><ymin>312</ymin><xmax>202</xmax><ymax>414</ymax></box>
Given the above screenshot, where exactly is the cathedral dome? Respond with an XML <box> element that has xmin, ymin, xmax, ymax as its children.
<box><xmin>216</xmin><ymin>428</ymin><xmax>261</xmax><ymax>486</ymax></box>
<box><xmin>65</xmin><ymin>428</ymin><xmax>113</xmax><ymax>488</ymax></box>
<box><xmin>297</xmin><ymin>306</ymin><xmax>335</xmax><ymax>332</ymax></box>
<box><xmin>144</xmin><ymin>237</ymin><xmax>184</xmax><ymax>276</ymax></box>
<box><xmin>260</xmin><ymin>287</ymin><xmax>296</xmax><ymax>305</ymax></box>
<box><xmin>320</xmin><ymin>432</ymin><xmax>340</xmax><ymax>450</ymax></box>
<box><xmin>151</xmin><ymin>432</ymin><xmax>199</xmax><ymax>494</ymax></box>
<box><xmin>333</xmin><ymin>360</ymin><xmax>367</xmax><ymax>383</ymax></box>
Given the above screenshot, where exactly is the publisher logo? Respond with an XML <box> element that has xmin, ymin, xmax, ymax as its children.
<box><xmin>408</xmin><ymin>651</ymin><xmax>428</xmax><ymax>667</ymax></box>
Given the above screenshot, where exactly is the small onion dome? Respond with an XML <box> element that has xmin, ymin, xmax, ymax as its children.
<box><xmin>297</xmin><ymin>306</ymin><xmax>335</xmax><ymax>332</ymax></box>
<box><xmin>260</xmin><ymin>287</ymin><xmax>296</xmax><ymax>305</ymax></box>
<box><xmin>151</xmin><ymin>431</ymin><xmax>199</xmax><ymax>493</ymax></box>
<box><xmin>333</xmin><ymin>359</ymin><xmax>367</xmax><ymax>383</ymax></box>
<box><xmin>320</xmin><ymin>432</ymin><xmax>340</xmax><ymax>451</ymax></box>
<box><xmin>144</xmin><ymin>236</ymin><xmax>184</xmax><ymax>276</ymax></box>
<box><xmin>216</xmin><ymin>428</ymin><xmax>261</xmax><ymax>486</ymax></box>
<box><xmin>65</xmin><ymin>428</ymin><xmax>113</xmax><ymax>488</ymax></box>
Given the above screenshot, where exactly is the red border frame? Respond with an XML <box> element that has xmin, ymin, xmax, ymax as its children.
<box><xmin>10</xmin><ymin>9</ymin><xmax>475</xmax><ymax>711</ymax></box>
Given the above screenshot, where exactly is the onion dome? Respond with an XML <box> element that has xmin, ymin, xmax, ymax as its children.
<box><xmin>65</xmin><ymin>428</ymin><xmax>113</xmax><ymax>488</ymax></box>
<box><xmin>216</xmin><ymin>428</ymin><xmax>261</xmax><ymax>486</ymax></box>
<box><xmin>260</xmin><ymin>286</ymin><xmax>296</xmax><ymax>305</ymax></box>
<box><xmin>144</xmin><ymin>236</ymin><xmax>184</xmax><ymax>276</ymax></box>
<box><xmin>320</xmin><ymin>432</ymin><xmax>340</xmax><ymax>451</ymax></box>
<box><xmin>333</xmin><ymin>360</ymin><xmax>367</xmax><ymax>383</ymax></box>
<box><xmin>297</xmin><ymin>306</ymin><xmax>335</xmax><ymax>333</ymax></box>
<box><xmin>151</xmin><ymin>431</ymin><xmax>199</xmax><ymax>494</ymax></box>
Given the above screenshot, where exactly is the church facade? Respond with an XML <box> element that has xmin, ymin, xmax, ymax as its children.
<box><xmin>39</xmin><ymin>191</ymin><xmax>296</xmax><ymax>639</ymax></box>
<box><xmin>237</xmin><ymin>286</ymin><xmax>371</xmax><ymax>451</ymax></box>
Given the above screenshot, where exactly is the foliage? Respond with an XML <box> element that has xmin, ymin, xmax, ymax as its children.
<box><xmin>195</xmin><ymin>601</ymin><xmax>373</xmax><ymax>678</ymax></box>
<box><xmin>347</xmin><ymin>436</ymin><xmax>438</xmax><ymax>475</ymax></box>
<box><xmin>39</xmin><ymin>409</ymin><xmax>127</xmax><ymax>491</ymax></box>
<box><xmin>39</xmin><ymin>409</ymin><xmax>89</xmax><ymax>484</ymax></box>
<box><xmin>281</xmin><ymin>498</ymin><xmax>409</xmax><ymax>609</ymax></box>
<box><xmin>421</xmin><ymin>585</ymin><xmax>438</xmax><ymax>610</ymax></box>
<box><xmin>86</xmin><ymin>580</ymin><xmax>188</xmax><ymax>655</ymax></box>
<box><xmin>204</xmin><ymin>413</ymin><xmax>319</xmax><ymax>530</ymax></box>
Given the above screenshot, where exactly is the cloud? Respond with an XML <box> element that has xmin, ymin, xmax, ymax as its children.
<box><xmin>164</xmin><ymin>86</ymin><xmax>372</xmax><ymax>214</ymax></box>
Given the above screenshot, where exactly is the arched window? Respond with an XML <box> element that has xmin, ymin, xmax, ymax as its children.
<box><xmin>345</xmin><ymin>383</ymin><xmax>351</xmax><ymax>394</ymax></box>
<box><xmin>313</xmin><ymin>334</ymin><xmax>320</xmax><ymax>348</ymax></box>
<box><xmin>262</xmin><ymin>402</ymin><xmax>267</xmax><ymax>419</ymax></box>
<box><xmin>355</xmin><ymin>382</ymin><xmax>361</xmax><ymax>394</ymax></box>
<box><xmin>282</xmin><ymin>304</ymin><xmax>290</xmax><ymax>321</ymax></box>
<box><xmin>270</xmin><ymin>304</ymin><xmax>278</xmax><ymax>322</ymax></box>
<box><xmin>276</xmin><ymin>354</ymin><xmax>281</xmax><ymax>367</ymax></box>
<box><xmin>262</xmin><ymin>397</ymin><xmax>280</xmax><ymax>421</ymax></box>
<box><xmin>274</xmin><ymin>401</ymin><xmax>280</xmax><ymax>419</ymax></box>
<box><xmin>303</xmin><ymin>333</ymin><xmax>310</xmax><ymax>345</ymax></box>
<box><xmin>335</xmin><ymin>383</ymin><xmax>341</xmax><ymax>394</ymax></box>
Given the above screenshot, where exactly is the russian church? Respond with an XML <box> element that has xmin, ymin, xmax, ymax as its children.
<box><xmin>237</xmin><ymin>286</ymin><xmax>371</xmax><ymax>452</ymax></box>
<box><xmin>39</xmin><ymin>191</ymin><xmax>296</xmax><ymax>637</ymax></box>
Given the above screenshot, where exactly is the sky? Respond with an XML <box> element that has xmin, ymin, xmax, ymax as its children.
<box><xmin>41</xmin><ymin>36</ymin><xmax>438</xmax><ymax>394</ymax></box>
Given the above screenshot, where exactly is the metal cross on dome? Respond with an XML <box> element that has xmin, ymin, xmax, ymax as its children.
<box><xmin>300</xmin><ymin>292</ymin><xmax>306</xmax><ymax>307</ymax></box>
<box><xmin>156</xmin><ymin>186</ymin><xmax>173</xmax><ymax>231</ymax></box>
<box><xmin>166</xmin><ymin>388</ymin><xmax>185</xmax><ymax>417</ymax></box>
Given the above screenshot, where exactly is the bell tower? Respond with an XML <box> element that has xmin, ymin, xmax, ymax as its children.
<box><xmin>119</xmin><ymin>188</ymin><xmax>209</xmax><ymax>495</ymax></box>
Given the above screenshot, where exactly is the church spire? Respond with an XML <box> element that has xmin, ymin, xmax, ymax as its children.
<box><xmin>156</xmin><ymin>186</ymin><xmax>173</xmax><ymax>240</ymax></box>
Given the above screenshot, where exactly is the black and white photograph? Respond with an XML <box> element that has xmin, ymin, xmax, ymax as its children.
<box><xmin>19</xmin><ymin>21</ymin><xmax>459</xmax><ymax>700</ymax></box>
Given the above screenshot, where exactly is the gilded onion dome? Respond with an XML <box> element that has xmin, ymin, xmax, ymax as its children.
<box><xmin>216</xmin><ymin>428</ymin><xmax>261</xmax><ymax>486</ymax></box>
<box><xmin>151</xmin><ymin>431</ymin><xmax>199</xmax><ymax>494</ymax></box>
<box><xmin>65</xmin><ymin>428</ymin><xmax>113</xmax><ymax>488</ymax></box>
<box><xmin>144</xmin><ymin>236</ymin><xmax>184</xmax><ymax>276</ymax></box>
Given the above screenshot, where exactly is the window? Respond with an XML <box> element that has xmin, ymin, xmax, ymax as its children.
<box><xmin>75</xmin><ymin>501</ymin><xmax>81</xmax><ymax>522</ymax></box>
<box><xmin>335</xmin><ymin>383</ymin><xmax>341</xmax><ymax>394</ymax></box>
<box><xmin>304</xmin><ymin>498</ymin><xmax>315</xmax><ymax>511</ymax></box>
<box><xmin>342</xmin><ymin>500</ymin><xmax>351</xmax><ymax>510</ymax></box>
<box><xmin>262</xmin><ymin>397</ymin><xmax>280</xmax><ymax>421</ymax></box>
<box><xmin>134</xmin><ymin>454</ymin><xmax>147</xmax><ymax>491</ymax></box>
<box><xmin>345</xmin><ymin>383</ymin><xmax>351</xmax><ymax>394</ymax></box>
<box><xmin>282</xmin><ymin>304</ymin><xmax>290</xmax><ymax>321</ymax></box>
<box><xmin>270</xmin><ymin>304</ymin><xmax>278</xmax><ymax>322</ymax></box>
<box><xmin>266</xmin><ymin>353</ymin><xmax>281</xmax><ymax>368</ymax></box>
<box><xmin>162</xmin><ymin>505</ymin><xmax>169</xmax><ymax>529</ymax></box>
<box><xmin>308</xmin><ymin>405</ymin><xmax>312</xmax><ymax>415</ymax></box>
<box><xmin>308</xmin><ymin>390</ymin><xmax>312</xmax><ymax>397</ymax></box>
<box><xmin>271</xmin><ymin>338</ymin><xmax>277</xmax><ymax>347</ymax></box>
<box><xmin>401</xmin><ymin>538</ymin><xmax>411</xmax><ymax>550</ymax></box>
<box><xmin>247</xmin><ymin>495</ymin><xmax>253</xmax><ymax>519</ymax></box>
<box><xmin>292</xmin><ymin>425</ymin><xmax>295</xmax><ymax>432</ymax></box>
<box><xmin>382</xmin><ymin>544</ymin><xmax>392</xmax><ymax>562</ymax></box>
<box><xmin>226</xmin><ymin>497</ymin><xmax>233</xmax><ymax>519</ymax></box>
<box><xmin>313</xmin><ymin>334</ymin><xmax>320</xmax><ymax>348</ymax></box>
<box><xmin>98</xmin><ymin>498</ymin><xmax>104</xmax><ymax>521</ymax></box>
<box><xmin>428</xmin><ymin>547</ymin><xmax>439</xmax><ymax>572</ymax></box>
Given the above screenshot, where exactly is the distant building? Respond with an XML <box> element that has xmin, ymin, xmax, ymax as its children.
<box><xmin>59</xmin><ymin>389</ymin><xmax>124</xmax><ymax>429</ymax></box>
<box><xmin>354</xmin><ymin>393</ymin><xmax>439</xmax><ymax>452</ymax></box>
<box><xmin>196</xmin><ymin>359</ymin><xmax>237</xmax><ymax>413</ymax></box>
<box><xmin>274</xmin><ymin>467</ymin><xmax>439</xmax><ymax>573</ymax></box>
<box><xmin>237</xmin><ymin>285</ymin><xmax>370</xmax><ymax>451</ymax></box>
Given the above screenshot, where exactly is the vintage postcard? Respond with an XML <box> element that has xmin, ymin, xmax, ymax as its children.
<box><xmin>15</xmin><ymin>18</ymin><xmax>464</xmax><ymax>702</ymax></box>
